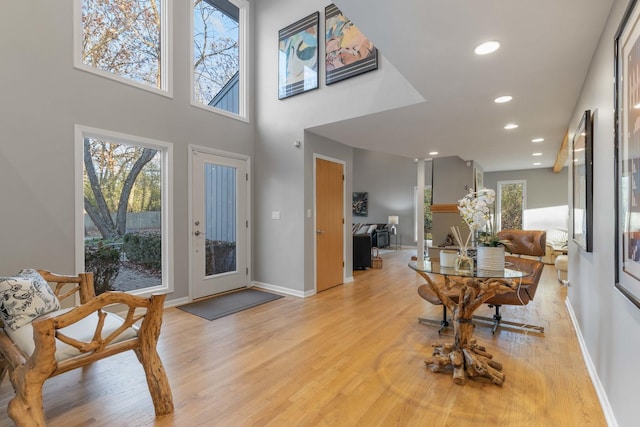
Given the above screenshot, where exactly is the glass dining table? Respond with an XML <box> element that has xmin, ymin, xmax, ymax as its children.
<box><xmin>409</xmin><ymin>259</ymin><xmax>526</xmax><ymax>386</ymax></box>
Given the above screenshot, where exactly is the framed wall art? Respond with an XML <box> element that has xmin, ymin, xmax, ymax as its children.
<box><xmin>352</xmin><ymin>192</ymin><xmax>368</xmax><ymax>217</ymax></box>
<box><xmin>325</xmin><ymin>3</ymin><xmax>378</xmax><ymax>85</ymax></box>
<box><xmin>572</xmin><ymin>110</ymin><xmax>593</xmax><ymax>252</ymax></box>
<box><xmin>278</xmin><ymin>12</ymin><xmax>319</xmax><ymax>100</ymax></box>
<box><xmin>615</xmin><ymin>0</ymin><xmax>640</xmax><ymax>309</ymax></box>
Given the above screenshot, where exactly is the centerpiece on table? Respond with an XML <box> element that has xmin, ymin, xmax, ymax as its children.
<box><xmin>456</xmin><ymin>188</ymin><xmax>510</xmax><ymax>271</ymax></box>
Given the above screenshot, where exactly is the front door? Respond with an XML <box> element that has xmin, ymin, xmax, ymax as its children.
<box><xmin>191</xmin><ymin>150</ymin><xmax>248</xmax><ymax>299</ymax></box>
<box><xmin>315</xmin><ymin>157</ymin><xmax>344</xmax><ymax>292</ymax></box>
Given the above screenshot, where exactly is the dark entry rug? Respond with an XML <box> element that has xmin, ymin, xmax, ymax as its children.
<box><xmin>177</xmin><ymin>288</ymin><xmax>284</xmax><ymax>321</ymax></box>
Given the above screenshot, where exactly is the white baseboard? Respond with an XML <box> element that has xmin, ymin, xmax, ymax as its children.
<box><xmin>344</xmin><ymin>276</ymin><xmax>354</xmax><ymax>283</ymax></box>
<box><xmin>164</xmin><ymin>296</ymin><xmax>190</xmax><ymax>308</ymax></box>
<box><xmin>565</xmin><ymin>297</ymin><xmax>618</xmax><ymax>427</ymax></box>
<box><xmin>251</xmin><ymin>281</ymin><xmax>313</xmax><ymax>298</ymax></box>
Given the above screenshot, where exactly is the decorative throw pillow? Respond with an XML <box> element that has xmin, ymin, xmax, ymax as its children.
<box><xmin>0</xmin><ymin>269</ymin><xmax>61</xmax><ymax>331</ymax></box>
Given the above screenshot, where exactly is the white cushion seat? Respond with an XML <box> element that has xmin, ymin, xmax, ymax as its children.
<box><xmin>555</xmin><ymin>255</ymin><xmax>568</xmax><ymax>282</ymax></box>
<box><xmin>5</xmin><ymin>308</ymin><xmax>138</xmax><ymax>362</ymax></box>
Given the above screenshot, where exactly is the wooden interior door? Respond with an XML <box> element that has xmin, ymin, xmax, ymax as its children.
<box><xmin>315</xmin><ymin>157</ymin><xmax>344</xmax><ymax>292</ymax></box>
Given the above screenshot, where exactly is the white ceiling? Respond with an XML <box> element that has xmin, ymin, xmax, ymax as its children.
<box><xmin>308</xmin><ymin>0</ymin><xmax>614</xmax><ymax>172</ymax></box>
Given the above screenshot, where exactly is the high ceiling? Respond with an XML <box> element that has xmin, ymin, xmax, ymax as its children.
<box><xmin>308</xmin><ymin>0</ymin><xmax>614</xmax><ymax>172</ymax></box>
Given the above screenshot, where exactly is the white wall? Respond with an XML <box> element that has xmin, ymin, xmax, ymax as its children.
<box><xmin>0</xmin><ymin>2</ymin><xmax>254</xmax><ymax>300</ymax></box>
<box><xmin>568</xmin><ymin>1</ymin><xmax>640</xmax><ymax>426</ymax></box>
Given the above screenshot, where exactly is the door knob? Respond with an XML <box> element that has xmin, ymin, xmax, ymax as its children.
<box><xmin>194</xmin><ymin>230</ymin><xmax>201</xmax><ymax>236</ymax></box>
<box><xmin>316</xmin><ymin>229</ymin><xmax>325</xmax><ymax>235</ymax></box>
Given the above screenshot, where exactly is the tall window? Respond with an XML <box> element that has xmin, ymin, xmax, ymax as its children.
<box><xmin>415</xmin><ymin>186</ymin><xmax>433</xmax><ymax>241</ymax></box>
<box><xmin>77</xmin><ymin>127</ymin><xmax>173</xmax><ymax>295</ymax></box>
<box><xmin>77</xmin><ymin>0</ymin><xmax>171</xmax><ymax>94</ymax></box>
<box><xmin>193</xmin><ymin>0</ymin><xmax>247</xmax><ymax>117</ymax></box>
<box><xmin>497</xmin><ymin>180</ymin><xmax>526</xmax><ymax>230</ymax></box>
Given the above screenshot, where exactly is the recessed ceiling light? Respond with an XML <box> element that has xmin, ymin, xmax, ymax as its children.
<box><xmin>533</xmin><ymin>152</ymin><xmax>542</xmax><ymax>156</ymax></box>
<box><xmin>532</xmin><ymin>138</ymin><xmax>544</xmax><ymax>143</ymax></box>
<box><xmin>494</xmin><ymin>95</ymin><xmax>512</xmax><ymax>103</ymax></box>
<box><xmin>504</xmin><ymin>123</ymin><xmax>519</xmax><ymax>130</ymax></box>
<box><xmin>533</xmin><ymin>162</ymin><xmax>542</xmax><ymax>166</ymax></box>
<box><xmin>429</xmin><ymin>151</ymin><xmax>439</xmax><ymax>156</ymax></box>
<box><xmin>474</xmin><ymin>41</ymin><xmax>500</xmax><ymax>55</ymax></box>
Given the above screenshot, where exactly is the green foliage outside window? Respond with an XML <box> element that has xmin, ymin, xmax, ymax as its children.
<box><xmin>424</xmin><ymin>187</ymin><xmax>433</xmax><ymax>239</ymax></box>
<box><xmin>500</xmin><ymin>183</ymin><xmax>523</xmax><ymax>230</ymax></box>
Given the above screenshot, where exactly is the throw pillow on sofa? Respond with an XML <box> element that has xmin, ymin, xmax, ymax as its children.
<box><xmin>0</xmin><ymin>269</ymin><xmax>61</xmax><ymax>330</ymax></box>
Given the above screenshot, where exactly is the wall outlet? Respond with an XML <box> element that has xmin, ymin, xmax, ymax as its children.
<box><xmin>271</xmin><ymin>211</ymin><xmax>281</xmax><ymax>220</ymax></box>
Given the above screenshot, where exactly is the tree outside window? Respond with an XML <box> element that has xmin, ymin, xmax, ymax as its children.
<box><xmin>193</xmin><ymin>0</ymin><xmax>241</xmax><ymax>114</ymax></box>
<box><xmin>498</xmin><ymin>181</ymin><xmax>525</xmax><ymax>230</ymax></box>
<box><xmin>83</xmin><ymin>137</ymin><xmax>164</xmax><ymax>294</ymax></box>
<box><xmin>81</xmin><ymin>0</ymin><xmax>164</xmax><ymax>89</ymax></box>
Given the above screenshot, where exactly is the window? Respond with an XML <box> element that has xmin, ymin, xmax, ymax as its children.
<box><xmin>193</xmin><ymin>0</ymin><xmax>248</xmax><ymax>117</ymax></box>
<box><xmin>76</xmin><ymin>126</ymin><xmax>173</xmax><ymax>295</ymax></box>
<box><xmin>76</xmin><ymin>0</ymin><xmax>172</xmax><ymax>94</ymax></box>
<box><xmin>415</xmin><ymin>186</ymin><xmax>433</xmax><ymax>241</ymax></box>
<box><xmin>497</xmin><ymin>180</ymin><xmax>526</xmax><ymax>230</ymax></box>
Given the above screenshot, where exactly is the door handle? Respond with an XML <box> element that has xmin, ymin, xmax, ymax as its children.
<box><xmin>316</xmin><ymin>229</ymin><xmax>325</xmax><ymax>235</ymax></box>
<box><xmin>194</xmin><ymin>230</ymin><xmax>201</xmax><ymax>236</ymax></box>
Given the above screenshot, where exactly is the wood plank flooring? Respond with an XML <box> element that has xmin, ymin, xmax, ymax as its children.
<box><xmin>0</xmin><ymin>250</ymin><xmax>606</xmax><ymax>426</ymax></box>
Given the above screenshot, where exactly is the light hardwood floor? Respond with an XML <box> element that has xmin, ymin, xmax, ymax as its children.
<box><xmin>0</xmin><ymin>250</ymin><xmax>606</xmax><ymax>426</ymax></box>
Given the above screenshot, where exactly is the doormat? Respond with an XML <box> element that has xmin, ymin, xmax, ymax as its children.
<box><xmin>177</xmin><ymin>288</ymin><xmax>283</xmax><ymax>321</ymax></box>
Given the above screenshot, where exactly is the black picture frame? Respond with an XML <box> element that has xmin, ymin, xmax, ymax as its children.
<box><xmin>352</xmin><ymin>192</ymin><xmax>368</xmax><ymax>217</ymax></box>
<box><xmin>278</xmin><ymin>12</ymin><xmax>319</xmax><ymax>100</ymax></box>
<box><xmin>572</xmin><ymin>110</ymin><xmax>593</xmax><ymax>252</ymax></box>
<box><xmin>615</xmin><ymin>0</ymin><xmax>640</xmax><ymax>309</ymax></box>
<box><xmin>325</xmin><ymin>3</ymin><xmax>378</xmax><ymax>85</ymax></box>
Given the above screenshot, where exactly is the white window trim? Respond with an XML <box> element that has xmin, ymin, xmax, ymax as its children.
<box><xmin>74</xmin><ymin>125</ymin><xmax>174</xmax><ymax>296</ymax></box>
<box><xmin>496</xmin><ymin>179</ymin><xmax>527</xmax><ymax>231</ymax></box>
<box><xmin>190</xmin><ymin>0</ymin><xmax>249</xmax><ymax>122</ymax></box>
<box><xmin>73</xmin><ymin>0</ymin><xmax>174</xmax><ymax>98</ymax></box>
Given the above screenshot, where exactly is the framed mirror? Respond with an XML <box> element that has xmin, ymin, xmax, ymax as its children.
<box><xmin>572</xmin><ymin>110</ymin><xmax>593</xmax><ymax>252</ymax></box>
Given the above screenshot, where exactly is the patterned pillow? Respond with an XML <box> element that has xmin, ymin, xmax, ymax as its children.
<box><xmin>0</xmin><ymin>269</ymin><xmax>61</xmax><ymax>331</ymax></box>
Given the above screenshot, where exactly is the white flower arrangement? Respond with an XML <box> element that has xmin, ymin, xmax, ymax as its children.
<box><xmin>458</xmin><ymin>188</ymin><xmax>495</xmax><ymax>232</ymax></box>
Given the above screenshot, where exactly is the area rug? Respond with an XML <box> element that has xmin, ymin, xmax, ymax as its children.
<box><xmin>177</xmin><ymin>288</ymin><xmax>283</xmax><ymax>321</ymax></box>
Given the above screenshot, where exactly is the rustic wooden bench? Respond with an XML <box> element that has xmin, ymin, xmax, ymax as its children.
<box><xmin>0</xmin><ymin>270</ymin><xmax>173</xmax><ymax>426</ymax></box>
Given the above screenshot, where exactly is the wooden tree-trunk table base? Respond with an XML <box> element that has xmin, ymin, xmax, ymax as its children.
<box><xmin>425</xmin><ymin>338</ymin><xmax>504</xmax><ymax>386</ymax></box>
<box><xmin>414</xmin><ymin>269</ymin><xmax>518</xmax><ymax>387</ymax></box>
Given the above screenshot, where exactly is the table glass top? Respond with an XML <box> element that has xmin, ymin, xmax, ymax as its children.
<box><xmin>408</xmin><ymin>260</ymin><xmax>526</xmax><ymax>279</ymax></box>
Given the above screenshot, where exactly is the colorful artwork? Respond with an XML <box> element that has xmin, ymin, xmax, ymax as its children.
<box><xmin>325</xmin><ymin>3</ymin><xmax>378</xmax><ymax>85</ymax></box>
<box><xmin>615</xmin><ymin>0</ymin><xmax>640</xmax><ymax>309</ymax></box>
<box><xmin>278</xmin><ymin>12</ymin><xmax>319</xmax><ymax>99</ymax></box>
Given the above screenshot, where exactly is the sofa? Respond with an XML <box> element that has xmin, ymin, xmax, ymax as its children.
<box><xmin>352</xmin><ymin>223</ymin><xmax>390</xmax><ymax>248</ymax></box>
<box><xmin>353</xmin><ymin>233</ymin><xmax>372</xmax><ymax>269</ymax></box>
<box><xmin>543</xmin><ymin>229</ymin><xmax>568</xmax><ymax>264</ymax></box>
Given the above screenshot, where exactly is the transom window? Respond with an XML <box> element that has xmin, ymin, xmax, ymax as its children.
<box><xmin>192</xmin><ymin>0</ymin><xmax>248</xmax><ymax>117</ymax></box>
<box><xmin>76</xmin><ymin>0</ymin><xmax>171</xmax><ymax>94</ymax></box>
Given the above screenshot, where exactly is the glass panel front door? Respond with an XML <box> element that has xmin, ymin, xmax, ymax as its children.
<box><xmin>192</xmin><ymin>151</ymin><xmax>247</xmax><ymax>299</ymax></box>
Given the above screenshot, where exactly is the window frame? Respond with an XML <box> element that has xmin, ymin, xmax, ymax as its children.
<box><xmin>73</xmin><ymin>0</ymin><xmax>174</xmax><ymax>98</ymax></box>
<box><xmin>190</xmin><ymin>0</ymin><xmax>249</xmax><ymax>122</ymax></box>
<box><xmin>496</xmin><ymin>179</ymin><xmax>527</xmax><ymax>231</ymax></box>
<box><xmin>74</xmin><ymin>125</ymin><xmax>174</xmax><ymax>296</ymax></box>
<box><xmin>414</xmin><ymin>185</ymin><xmax>433</xmax><ymax>242</ymax></box>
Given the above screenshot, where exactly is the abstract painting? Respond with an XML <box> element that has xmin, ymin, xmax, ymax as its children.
<box><xmin>325</xmin><ymin>3</ymin><xmax>378</xmax><ymax>85</ymax></box>
<box><xmin>278</xmin><ymin>12</ymin><xmax>319</xmax><ymax>99</ymax></box>
<box><xmin>353</xmin><ymin>192</ymin><xmax>368</xmax><ymax>217</ymax></box>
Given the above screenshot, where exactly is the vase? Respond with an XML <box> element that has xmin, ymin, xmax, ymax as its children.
<box><xmin>476</xmin><ymin>246</ymin><xmax>505</xmax><ymax>271</ymax></box>
<box><xmin>455</xmin><ymin>248</ymin><xmax>474</xmax><ymax>274</ymax></box>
